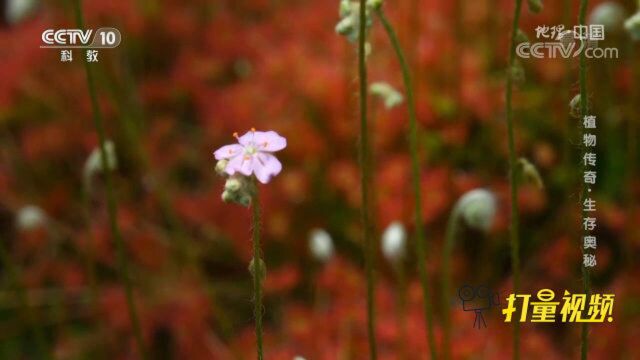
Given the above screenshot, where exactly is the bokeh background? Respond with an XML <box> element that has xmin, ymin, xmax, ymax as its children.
<box><xmin>0</xmin><ymin>0</ymin><xmax>639</xmax><ymax>358</ymax></box>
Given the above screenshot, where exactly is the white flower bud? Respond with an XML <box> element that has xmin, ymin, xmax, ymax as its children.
<box><xmin>6</xmin><ymin>0</ymin><xmax>38</xmax><ymax>25</ymax></box>
<box><xmin>455</xmin><ymin>189</ymin><xmax>497</xmax><ymax>232</ymax></box>
<box><xmin>293</xmin><ymin>357</ymin><xmax>307</xmax><ymax>360</ymax></box>
<box><xmin>335</xmin><ymin>1</ymin><xmax>373</xmax><ymax>43</ymax></box>
<box><xmin>15</xmin><ymin>205</ymin><xmax>47</xmax><ymax>231</ymax></box>
<box><xmin>221</xmin><ymin>190</ymin><xmax>234</xmax><ymax>203</ymax></box>
<box><xmin>625</xmin><ymin>11</ymin><xmax>640</xmax><ymax>41</ymax></box>
<box><xmin>335</xmin><ymin>16</ymin><xmax>356</xmax><ymax>36</ymax></box>
<box><xmin>381</xmin><ymin>221</ymin><xmax>406</xmax><ymax>262</ymax></box>
<box><xmin>215</xmin><ymin>159</ymin><xmax>228</xmax><ymax>176</ymax></box>
<box><xmin>339</xmin><ymin>0</ymin><xmax>351</xmax><ymax>17</ymax></box>
<box><xmin>224</xmin><ymin>177</ymin><xmax>242</xmax><ymax>192</ymax></box>
<box><xmin>569</xmin><ymin>94</ymin><xmax>582</xmax><ymax>118</ymax></box>
<box><xmin>309</xmin><ymin>228</ymin><xmax>334</xmax><ymax>262</ymax></box>
<box><xmin>589</xmin><ymin>2</ymin><xmax>626</xmax><ymax>33</ymax></box>
<box><xmin>370</xmin><ymin>82</ymin><xmax>404</xmax><ymax>109</ymax></box>
<box><xmin>83</xmin><ymin>140</ymin><xmax>118</xmax><ymax>180</ymax></box>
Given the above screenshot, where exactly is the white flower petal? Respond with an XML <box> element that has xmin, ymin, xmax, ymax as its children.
<box><xmin>214</xmin><ymin>144</ymin><xmax>244</xmax><ymax>160</ymax></box>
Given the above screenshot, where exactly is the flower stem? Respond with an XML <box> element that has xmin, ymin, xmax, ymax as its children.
<box><xmin>80</xmin><ymin>185</ymin><xmax>102</xmax><ymax>349</ymax></box>
<box><xmin>376</xmin><ymin>9</ymin><xmax>437</xmax><ymax>359</ymax></box>
<box><xmin>251</xmin><ymin>182</ymin><xmax>264</xmax><ymax>360</ymax></box>
<box><xmin>71</xmin><ymin>1</ymin><xmax>147</xmax><ymax>358</ymax></box>
<box><xmin>358</xmin><ymin>1</ymin><xmax>377</xmax><ymax>358</ymax></box>
<box><xmin>251</xmin><ymin>179</ymin><xmax>265</xmax><ymax>360</ymax></box>
<box><xmin>578</xmin><ymin>0</ymin><xmax>591</xmax><ymax>358</ymax></box>
<box><xmin>505</xmin><ymin>1</ymin><xmax>523</xmax><ymax>359</ymax></box>
<box><xmin>441</xmin><ymin>208</ymin><xmax>460</xmax><ymax>360</ymax></box>
<box><xmin>392</xmin><ymin>261</ymin><xmax>408</xmax><ymax>360</ymax></box>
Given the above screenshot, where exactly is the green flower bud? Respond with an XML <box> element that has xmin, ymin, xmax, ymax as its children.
<box><xmin>527</xmin><ymin>0</ymin><xmax>543</xmax><ymax>14</ymax></box>
<box><xmin>515</xmin><ymin>29</ymin><xmax>529</xmax><ymax>44</ymax></box>
<box><xmin>221</xmin><ymin>190</ymin><xmax>235</xmax><ymax>203</ymax></box>
<box><xmin>368</xmin><ymin>0</ymin><xmax>383</xmax><ymax>10</ymax></box>
<box><xmin>335</xmin><ymin>16</ymin><xmax>356</xmax><ymax>36</ymax></box>
<box><xmin>215</xmin><ymin>159</ymin><xmax>228</xmax><ymax>176</ymax></box>
<box><xmin>225</xmin><ymin>177</ymin><xmax>242</xmax><ymax>192</ymax></box>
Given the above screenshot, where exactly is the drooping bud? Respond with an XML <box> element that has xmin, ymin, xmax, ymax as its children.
<box><xmin>83</xmin><ymin>140</ymin><xmax>118</xmax><ymax>190</ymax></box>
<box><xmin>515</xmin><ymin>29</ymin><xmax>529</xmax><ymax>44</ymax></box>
<box><xmin>569</xmin><ymin>94</ymin><xmax>585</xmax><ymax>118</ymax></box>
<box><xmin>381</xmin><ymin>221</ymin><xmax>406</xmax><ymax>262</ymax></box>
<box><xmin>625</xmin><ymin>11</ymin><xmax>640</xmax><ymax>41</ymax></box>
<box><xmin>4</xmin><ymin>0</ymin><xmax>38</xmax><ymax>26</ymax></box>
<box><xmin>15</xmin><ymin>205</ymin><xmax>47</xmax><ymax>231</ymax></box>
<box><xmin>335</xmin><ymin>14</ymin><xmax>356</xmax><ymax>37</ymax></box>
<box><xmin>370</xmin><ymin>82</ymin><xmax>404</xmax><ymax>109</ymax></box>
<box><xmin>368</xmin><ymin>0</ymin><xmax>383</xmax><ymax>10</ymax></box>
<box><xmin>526</xmin><ymin>0</ymin><xmax>543</xmax><ymax>14</ymax></box>
<box><xmin>454</xmin><ymin>189</ymin><xmax>497</xmax><ymax>232</ymax></box>
<box><xmin>518</xmin><ymin>158</ymin><xmax>544</xmax><ymax>189</ymax></box>
<box><xmin>308</xmin><ymin>228</ymin><xmax>334</xmax><ymax>262</ymax></box>
<box><xmin>589</xmin><ymin>2</ymin><xmax>627</xmax><ymax>33</ymax></box>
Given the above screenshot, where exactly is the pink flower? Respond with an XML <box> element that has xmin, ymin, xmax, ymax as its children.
<box><xmin>214</xmin><ymin>129</ymin><xmax>286</xmax><ymax>184</ymax></box>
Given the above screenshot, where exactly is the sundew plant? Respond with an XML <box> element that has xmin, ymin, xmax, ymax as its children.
<box><xmin>0</xmin><ymin>0</ymin><xmax>638</xmax><ymax>359</ymax></box>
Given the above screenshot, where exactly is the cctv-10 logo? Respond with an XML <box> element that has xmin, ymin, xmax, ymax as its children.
<box><xmin>41</xmin><ymin>27</ymin><xmax>121</xmax><ymax>48</ymax></box>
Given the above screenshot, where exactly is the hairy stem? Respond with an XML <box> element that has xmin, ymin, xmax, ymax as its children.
<box><xmin>80</xmin><ymin>186</ymin><xmax>101</xmax><ymax>350</ymax></box>
<box><xmin>358</xmin><ymin>1</ymin><xmax>377</xmax><ymax>358</ymax></box>
<box><xmin>251</xmin><ymin>182</ymin><xmax>264</xmax><ymax>360</ymax></box>
<box><xmin>578</xmin><ymin>0</ymin><xmax>590</xmax><ymax>358</ymax></box>
<box><xmin>376</xmin><ymin>9</ymin><xmax>437</xmax><ymax>359</ymax></box>
<box><xmin>505</xmin><ymin>0</ymin><xmax>523</xmax><ymax>359</ymax></box>
<box><xmin>441</xmin><ymin>208</ymin><xmax>460</xmax><ymax>360</ymax></box>
<box><xmin>71</xmin><ymin>1</ymin><xmax>147</xmax><ymax>358</ymax></box>
<box><xmin>393</xmin><ymin>260</ymin><xmax>408</xmax><ymax>360</ymax></box>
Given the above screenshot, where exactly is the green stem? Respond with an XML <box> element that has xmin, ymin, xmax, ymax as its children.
<box><xmin>80</xmin><ymin>185</ymin><xmax>99</xmax><ymax>314</ymax></box>
<box><xmin>505</xmin><ymin>1</ymin><xmax>523</xmax><ymax>359</ymax></box>
<box><xmin>0</xmin><ymin>237</ymin><xmax>50</xmax><ymax>359</ymax></box>
<box><xmin>441</xmin><ymin>208</ymin><xmax>460</xmax><ymax>360</ymax></box>
<box><xmin>251</xmin><ymin>183</ymin><xmax>264</xmax><ymax>360</ymax></box>
<box><xmin>392</xmin><ymin>260</ymin><xmax>408</xmax><ymax>360</ymax></box>
<box><xmin>376</xmin><ymin>9</ymin><xmax>437</xmax><ymax>360</ymax></box>
<box><xmin>71</xmin><ymin>1</ymin><xmax>147</xmax><ymax>358</ymax></box>
<box><xmin>578</xmin><ymin>0</ymin><xmax>590</xmax><ymax>358</ymax></box>
<box><xmin>358</xmin><ymin>1</ymin><xmax>377</xmax><ymax>358</ymax></box>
